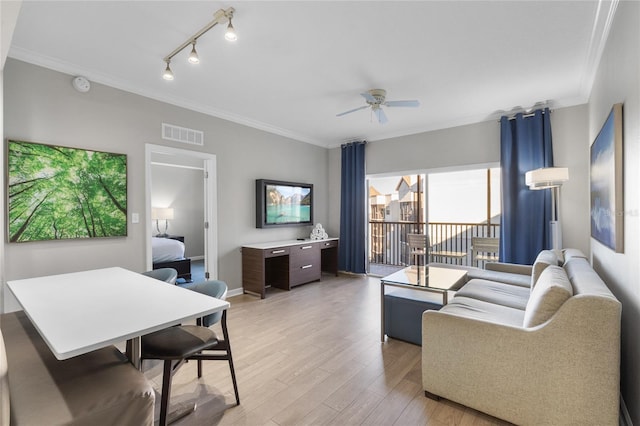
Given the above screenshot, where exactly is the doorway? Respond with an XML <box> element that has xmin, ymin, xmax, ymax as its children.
<box><xmin>367</xmin><ymin>166</ymin><xmax>500</xmax><ymax>276</ymax></box>
<box><xmin>145</xmin><ymin>144</ymin><xmax>218</xmax><ymax>280</ymax></box>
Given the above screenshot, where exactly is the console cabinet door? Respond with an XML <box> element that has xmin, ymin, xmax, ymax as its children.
<box><xmin>289</xmin><ymin>242</ymin><xmax>321</xmax><ymax>287</ymax></box>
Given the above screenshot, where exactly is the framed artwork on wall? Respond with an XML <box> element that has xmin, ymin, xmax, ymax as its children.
<box><xmin>590</xmin><ymin>103</ymin><xmax>623</xmax><ymax>253</ymax></box>
<box><xmin>6</xmin><ymin>140</ymin><xmax>127</xmax><ymax>242</ymax></box>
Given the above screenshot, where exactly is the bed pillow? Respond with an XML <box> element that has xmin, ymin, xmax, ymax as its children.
<box><xmin>523</xmin><ymin>265</ymin><xmax>573</xmax><ymax>328</ymax></box>
<box><xmin>530</xmin><ymin>250</ymin><xmax>559</xmax><ymax>289</ymax></box>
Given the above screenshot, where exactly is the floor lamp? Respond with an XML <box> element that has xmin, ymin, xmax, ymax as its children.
<box><xmin>525</xmin><ymin>167</ymin><xmax>569</xmax><ymax>250</ymax></box>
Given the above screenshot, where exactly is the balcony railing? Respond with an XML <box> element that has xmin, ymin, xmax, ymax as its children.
<box><xmin>368</xmin><ymin>221</ymin><xmax>500</xmax><ymax>270</ymax></box>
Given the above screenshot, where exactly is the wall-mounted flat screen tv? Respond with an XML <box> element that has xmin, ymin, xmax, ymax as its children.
<box><xmin>256</xmin><ymin>179</ymin><xmax>313</xmax><ymax>228</ymax></box>
<box><xmin>6</xmin><ymin>139</ymin><xmax>127</xmax><ymax>242</ymax></box>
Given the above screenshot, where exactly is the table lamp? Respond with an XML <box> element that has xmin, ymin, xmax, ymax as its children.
<box><xmin>152</xmin><ymin>207</ymin><xmax>174</xmax><ymax>237</ymax></box>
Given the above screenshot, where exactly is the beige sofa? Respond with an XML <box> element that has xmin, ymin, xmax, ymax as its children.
<box><xmin>0</xmin><ymin>311</ymin><xmax>155</xmax><ymax>425</ymax></box>
<box><xmin>422</xmin><ymin>249</ymin><xmax>621</xmax><ymax>425</ymax></box>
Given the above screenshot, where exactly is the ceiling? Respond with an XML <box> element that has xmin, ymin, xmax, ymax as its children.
<box><xmin>8</xmin><ymin>1</ymin><xmax>615</xmax><ymax>147</ymax></box>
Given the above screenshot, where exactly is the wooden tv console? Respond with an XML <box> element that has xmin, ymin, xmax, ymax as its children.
<box><xmin>241</xmin><ymin>238</ymin><xmax>339</xmax><ymax>298</ymax></box>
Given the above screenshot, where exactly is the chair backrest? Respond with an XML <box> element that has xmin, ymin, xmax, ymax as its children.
<box><xmin>142</xmin><ymin>268</ymin><xmax>178</xmax><ymax>285</ymax></box>
<box><xmin>471</xmin><ymin>237</ymin><xmax>499</xmax><ymax>266</ymax></box>
<box><xmin>407</xmin><ymin>234</ymin><xmax>429</xmax><ymax>250</ymax></box>
<box><xmin>180</xmin><ymin>280</ymin><xmax>228</xmax><ymax>327</ymax></box>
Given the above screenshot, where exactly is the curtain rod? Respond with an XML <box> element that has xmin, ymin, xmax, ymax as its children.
<box><xmin>502</xmin><ymin>109</ymin><xmax>552</xmax><ymax>121</ymax></box>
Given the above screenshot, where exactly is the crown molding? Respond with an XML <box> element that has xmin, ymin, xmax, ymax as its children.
<box><xmin>580</xmin><ymin>0</ymin><xmax>619</xmax><ymax>98</ymax></box>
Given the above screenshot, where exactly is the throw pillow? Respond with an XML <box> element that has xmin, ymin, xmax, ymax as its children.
<box><xmin>523</xmin><ymin>265</ymin><xmax>573</xmax><ymax>328</ymax></box>
<box><xmin>530</xmin><ymin>250</ymin><xmax>559</xmax><ymax>290</ymax></box>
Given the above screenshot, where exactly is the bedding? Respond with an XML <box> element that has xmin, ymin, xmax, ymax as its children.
<box><xmin>152</xmin><ymin>237</ymin><xmax>185</xmax><ymax>263</ymax></box>
<box><xmin>151</xmin><ymin>237</ymin><xmax>192</xmax><ymax>282</ymax></box>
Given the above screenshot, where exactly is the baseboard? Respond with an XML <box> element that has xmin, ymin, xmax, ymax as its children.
<box><xmin>227</xmin><ymin>287</ymin><xmax>244</xmax><ymax>298</ymax></box>
<box><xmin>190</xmin><ymin>255</ymin><xmax>204</xmax><ymax>261</ymax></box>
<box><xmin>621</xmin><ymin>394</ymin><xmax>633</xmax><ymax>426</ymax></box>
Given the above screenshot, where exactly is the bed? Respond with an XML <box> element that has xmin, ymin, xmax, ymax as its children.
<box><xmin>151</xmin><ymin>237</ymin><xmax>192</xmax><ymax>282</ymax></box>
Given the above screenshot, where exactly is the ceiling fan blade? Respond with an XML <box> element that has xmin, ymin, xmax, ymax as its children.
<box><xmin>384</xmin><ymin>100</ymin><xmax>420</xmax><ymax>108</ymax></box>
<box><xmin>360</xmin><ymin>92</ymin><xmax>377</xmax><ymax>103</ymax></box>
<box><xmin>374</xmin><ymin>108</ymin><xmax>388</xmax><ymax>124</ymax></box>
<box><xmin>336</xmin><ymin>105</ymin><xmax>369</xmax><ymax>117</ymax></box>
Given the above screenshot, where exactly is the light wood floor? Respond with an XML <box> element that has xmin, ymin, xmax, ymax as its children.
<box><xmin>144</xmin><ymin>274</ymin><xmax>511</xmax><ymax>426</ymax></box>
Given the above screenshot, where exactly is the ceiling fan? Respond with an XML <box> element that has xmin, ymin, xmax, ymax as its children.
<box><xmin>336</xmin><ymin>89</ymin><xmax>420</xmax><ymax>124</ymax></box>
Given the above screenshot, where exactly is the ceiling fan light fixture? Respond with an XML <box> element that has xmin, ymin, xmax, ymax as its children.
<box><xmin>188</xmin><ymin>41</ymin><xmax>200</xmax><ymax>64</ymax></box>
<box><xmin>162</xmin><ymin>61</ymin><xmax>174</xmax><ymax>80</ymax></box>
<box><xmin>225</xmin><ymin>19</ymin><xmax>237</xmax><ymax>42</ymax></box>
<box><xmin>336</xmin><ymin>88</ymin><xmax>419</xmax><ymax>124</ymax></box>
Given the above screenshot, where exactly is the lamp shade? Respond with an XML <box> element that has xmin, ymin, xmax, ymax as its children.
<box><xmin>152</xmin><ymin>207</ymin><xmax>174</xmax><ymax>220</ymax></box>
<box><xmin>525</xmin><ymin>167</ymin><xmax>569</xmax><ymax>190</ymax></box>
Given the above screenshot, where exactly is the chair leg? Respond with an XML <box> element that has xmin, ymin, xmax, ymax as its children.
<box><xmin>197</xmin><ymin>359</ymin><xmax>203</xmax><ymax>378</ymax></box>
<box><xmin>159</xmin><ymin>360</ymin><xmax>174</xmax><ymax>426</ymax></box>
<box><xmin>222</xmin><ymin>311</ymin><xmax>240</xmax><ymax>405</ymax></box>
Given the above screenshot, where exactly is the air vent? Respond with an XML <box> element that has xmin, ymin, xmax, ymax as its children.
<box><xmin>162</xmin><ymin>123</ymin><xmax>204</xmax><ymax>146</ymax></box>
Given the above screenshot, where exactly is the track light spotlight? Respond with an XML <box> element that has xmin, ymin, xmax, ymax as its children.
<box><xmin>188</xmin><ymin>41</ymin><xmax>200</xmax><ymax>64</ymax></box>
<box><xmin>225</xmin><ymin>18</ymin><xmax>237</xmax><ymax>42</ymax></box>
<box><xmin>162</xmin><ymin>7</ymin><xmax>236</xmax><ymax>81</ymax></box>
<box><xmin>162</xmin><ymin>61</ymin><xmax>174</xmax><ymax>80</ymax></box>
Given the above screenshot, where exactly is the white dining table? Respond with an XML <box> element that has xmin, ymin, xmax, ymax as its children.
<box><xmin>6</xmin><ymin>266</ymin><xmax>229</xmax><ymax>368</ymax></box>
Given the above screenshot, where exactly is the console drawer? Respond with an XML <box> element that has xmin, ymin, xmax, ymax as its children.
<box><xmin>320</xmin><ymin>240</ymin><xmax>338</xmax><ymax>249</ymax></box>
<box><xmin>290</xmin><ymin>243</ymin><xmax>319</xmax><ymax>267</ymax></box>
<box><xmin>263</xmin><ymin>246</ymin><xmax>290</xmax><ymax>258</ymax></box>
<box><xmin>290</xmin><ymin>262</ymin><xmax>321</xmax><ymax>287</ymax></box>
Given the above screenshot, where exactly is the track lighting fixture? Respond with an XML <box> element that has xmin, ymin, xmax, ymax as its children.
<box><xmin>163</xmin><ymin>61</ymin><xmax>174</xmax><ymax>81</ymax></box>
<box><xmin>225</xmin><ymin>18</ymin><xmax>237</xmax><ymax>42</ymax></box>
<box><xmin>162</xmin><ymin>7</ymin><xmax>236</xmax><ymax>80</ymax></box>
<box><xmin>188</xmin><ymin>41</ymin><xmax>200</xmax><ymax>64</ymax></box>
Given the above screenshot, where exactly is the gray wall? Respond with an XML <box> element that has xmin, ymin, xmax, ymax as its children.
<box><xmin>588</xmin><ymin>1</ymin><xmax>640</xmax><ymax>422</ymax></box>
<box><xmin>330</xmin><ymin>105</ymin><xmax>590</xmax><ymax>255</ymax></box>
<box><xmin>2</xmin><ymin>59</ymin><xmax>330</xmax><ymax>310</ymax></box>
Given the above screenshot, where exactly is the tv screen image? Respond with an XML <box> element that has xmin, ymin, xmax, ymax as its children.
<box><xmin>7</xmin><ymin>140</ymin><xmax>127</xmax><ymax>242</ymax></box>
<box><xmin>256</xmin><ymin>179</ymin><xmax>313</xmax><ymax>228</ymax></box>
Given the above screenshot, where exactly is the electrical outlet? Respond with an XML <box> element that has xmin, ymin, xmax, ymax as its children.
<box><xmin>132</xmin><ymin>213</ymin><xmax>139</xmax><ymax>224</ymax></box>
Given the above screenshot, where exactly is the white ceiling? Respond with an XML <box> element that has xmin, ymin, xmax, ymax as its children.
<box><xmin>8</xmin><ymin>1</ymin><xmax>615</xmax><ymax>147</ymax></box>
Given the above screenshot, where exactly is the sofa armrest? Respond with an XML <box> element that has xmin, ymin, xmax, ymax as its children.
<box><xmin>484</xmin><ymin>262</ymin><xmax>532</xmax><ymax>275</ymax></box>
<box><xmin>422</xmin><ymin>295</ymin><xmax>620</xmax><ymax>425</ymax></box>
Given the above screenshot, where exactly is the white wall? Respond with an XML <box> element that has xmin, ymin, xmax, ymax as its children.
<box><xmin>366</xmin><ymin>120</ymin><xmax>499</xmax><ymax>175</ymax></box>
<box><xmin>551</xmin><ymin>104</ymin><xmax>590</xmax><ymax>252</ymax></box>
<box><xmin>588</xmin><ymin>1</ymin><xmax>640</xmax><ymax>422</ymax></box>
<box><xmin>331</xmin><ymin>106</ymin><xmax>590</xmax><ymax>255</ymax></box>
<box><xmin>2</xmin><ymin>59</ymin><xmax>330</xmax><ymax>311</ymax></box>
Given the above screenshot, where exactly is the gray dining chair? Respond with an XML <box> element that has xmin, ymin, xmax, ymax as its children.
<box><xmin>141</xmin><ymin>268</ymin><xmax>178</xmax><ymax>285</ymax></box>
<box><xmin>140</xmin><ymin>280</ymin><xmax>239</xmax><ymax>426</ymax></box>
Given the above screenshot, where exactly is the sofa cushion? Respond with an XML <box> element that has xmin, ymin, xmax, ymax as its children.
<box><xmin>454</xmin><ymin>279</ymin><xmax>530</xmax><ymax>310</ymax></box>
<box><xmin>562</xmin><ymin>248</ymin><xmax>588</xmax><ymax>264</ymax></box>
<box><xmin>523</xmin><ymin>265</ymin><xmax>573</xmax><ymax>327</ymax></box>
<box><xmin>429</xmin><ymin>263</ymin><xmax>530</xmax><ymax>288</ymax></box>
<box><xmin>439</xmin><ymin>296</ymin><xmax>525</xmax><ymax>327</ymax></box>
<box><xmin>531</xmin><ymin>250</ymin><xmax>560</xmax><ymax>289</ymax></box>
<box><xmin>0</xmin><ymin>323</ymin><xmax>8</xmax><ymax>426</ymax></box>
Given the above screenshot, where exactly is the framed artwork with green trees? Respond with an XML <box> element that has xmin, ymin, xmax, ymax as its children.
<box><xmin>7</xmin><ymin>140</ymin><xmax>127</xmax><ymax>242</ymax></box>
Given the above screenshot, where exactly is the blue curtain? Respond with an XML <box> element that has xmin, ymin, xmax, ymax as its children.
<box><xmin>339</xmin><ymin>141</ymin><xmax>366</xmax><ymax>273</ymax></box>
<box><xmin>499</xmin><ymin>108</ymin><xmax>553</xmax><ymax>264</ymax></box>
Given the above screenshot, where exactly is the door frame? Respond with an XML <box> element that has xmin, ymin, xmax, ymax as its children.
<box><xmin>144</xmin><ymin>144</ymin><xmax>218</xmax><ymax>280</ymax></box>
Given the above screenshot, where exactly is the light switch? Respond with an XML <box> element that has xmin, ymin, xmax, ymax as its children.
<box><xmin>132</xmin><ymin>213</ymin><xmax>139</xmax><ymax>224</ymax></box>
